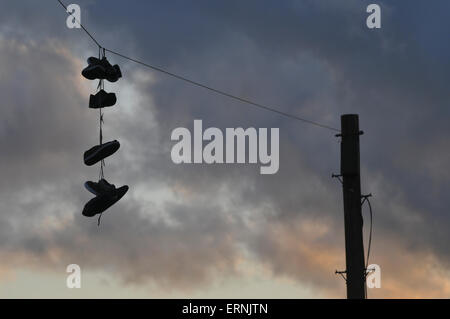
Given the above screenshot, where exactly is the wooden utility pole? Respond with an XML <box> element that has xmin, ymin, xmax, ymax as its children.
<box><xmin>339</xmin><ymin>114</ymin><xmax>366</xmax><ymax>299</ymax></box>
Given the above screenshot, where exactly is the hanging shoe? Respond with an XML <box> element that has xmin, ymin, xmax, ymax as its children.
<box><xmin>83</xmin><ymin>56</ymin><xmax>122</xmax><ymax>82</ymax></box>
<box><xmin>106</xmin><ymin>64</ymin><xmax>122</xmax><ymax>82</ymax></box>
<box><xmin>84</xmin><ymin>178</ymin><xmax>117</xmax><ymax>196</ymax></box>
<box><xmin>89</xmin><ymin>89</ymin><xmax>117</xmax><ymax>109</ymax></box>
<box><xmin>82</xmin><ymin>185</ymin><xmax>129</xmax><ymax>217</ymax></box>
<box><xmin>83</xmin><ymin>140</ymin><xmax>120</xmax><ymax>166</ymax></box>
<box><xmin>82</xmin><ymin>64</ymin><xmax>106</xmax><ymax>80</ymax></box>
<box><xmin>102</xmin><ymin>59</ymin><xmax>122</xmax><ymax>82</ymax></box>
<box><xmin>87</xmin><ymin>57</ymin><xmax>102</xmax><ymax>65</ymax></box>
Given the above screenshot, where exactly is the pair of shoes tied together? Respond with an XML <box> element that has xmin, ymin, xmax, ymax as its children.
<box><xmin>82</xmin><ymin>56</ymin><xmax>122</xmax><ymax>82</ymax></box>
<box><xmin>83</xmin><ymin>179</ymin><xmax>129</xmax><ymax>217</ymax></box>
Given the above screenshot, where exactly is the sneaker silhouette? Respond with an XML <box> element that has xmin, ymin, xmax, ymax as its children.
<box><xmin>84</xmin><ymin>178</ymin><xmax>117</xmax><ymax>196</ymax></box>
<box><xmin>89</xmin><ymin>89</ymin><xmax>117</xmax><ymax>109</ymax></box>
<box><xmin>82</xmin><ymin>185</ymin><xmax>129</xmax><ymax>217</ymax></box>
<box><xmin>101</xmin><ymin>57</ymin><xmax>122</xmax><ymax>82</ymax></box>
<box><xmin>82</xmin><ymin>56</ymin><xmax>122</xmax><ymax>82</ymax></box>
<box><xmin>82</xmin><ymin>64</ymin><xmax>106</xmax><ymax>80</ymax></box>
<box><xmin>83</xmin><ymin>140</ymin><xmax>120</xmax><ymax>166</ymax></box>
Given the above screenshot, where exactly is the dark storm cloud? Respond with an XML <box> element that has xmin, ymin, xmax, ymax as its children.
<box><xmin>111</xmin><ymin>0</ymin><xmax>450</xmax><ymax>262</ymax></box>
<box><xmin>1</xmin><ymin>0</ymin><xmax>450</xmax><ymax>297</ymax></box>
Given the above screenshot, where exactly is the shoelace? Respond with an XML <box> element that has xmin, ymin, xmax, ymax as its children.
<box><xmin>97</xmin><ymin>213</ymin><xmax>102</xmax><ymax>226</ymax></box>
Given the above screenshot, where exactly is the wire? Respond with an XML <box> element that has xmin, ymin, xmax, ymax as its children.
<box><xmin>361</xmin><ymin>195</ymin><xmax>373</xmax><ymax>299</ymax></box>
<box><xmin>364</xmin><ymin>197</ymin><xmax>373</xmax><ymax>269</ymax></box>
<box><xmin>105</xmin><ymin>49</ymin><xmax>339</xmax><ymax>131</ymax></box>
<box><xmin>56</xmin><ymin>0</ymin><xmax>340</xmax><ymax>132</ymax></box>
<box><xmin>57</xmin><ymin>0</ymin><xmax>101</xmax><ymax>48</ymax></box>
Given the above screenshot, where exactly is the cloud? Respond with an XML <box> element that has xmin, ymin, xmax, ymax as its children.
<box><xmin>0</xmin><ymin>0</ymin><xmax>449</xmax><ymax>298</ymax></box>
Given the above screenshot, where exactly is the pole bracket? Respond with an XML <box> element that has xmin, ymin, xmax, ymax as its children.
<box><xmin>361</xmin><ymin>193</ymin><xmax>372</xmax><ymax>205</ymax></box>
<box><xmin>335</xmin><ymin>270</ymin><xmax>347</xmax><ymax>282</ymax></box>
<box><xmin>332</xmin><ymin>173</ymin><xmax>343</xmax><ymax>185</ymax></box>
<box><xmin>364</xmin><ymin>267</ymin><xmax>376</xmax><ymax>279</ymax></box>
<box><xmin>335</xmin><ymin>130</ymin><xmax>364</xmax><ymax>138</ymax></box>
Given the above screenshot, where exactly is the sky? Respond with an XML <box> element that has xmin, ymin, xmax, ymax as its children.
<box><xmin>0</xmin><ymin>0</ymin><xmax>449</xmax><ymax>298</ymax></box>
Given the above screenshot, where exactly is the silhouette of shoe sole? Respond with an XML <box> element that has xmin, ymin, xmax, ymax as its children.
<box><xmin>84</xmin><ymin>140</ymin><xmax>120</xmax><ymax>166</ymax></box>
<box><xmin>82</xmin><ymin>185</ymin><xmax>129</xmax><ymax>217</ymax></box>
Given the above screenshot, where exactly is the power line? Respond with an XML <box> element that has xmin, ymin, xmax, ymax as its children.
<box><xmin>106</xmin><ymin>48</ymin><xmax>340</xmax><ymax>131</ymax></box>
<box><xmin>57</xmin><ymin>0</ymin><xmax>101</xmax><ymax>48</ymax></box>
<box><xmin>362</xmin><ymin>196</ymin><xmax>373</xmax><ymax>299</ymax></box>
<box><xmin>57</xmin><ymin>0</ymin><xmax>340</xmax><ymax>132</ymax></box>
<box><xmin>363</xmin><ymin>196</ymin><xmax>373</xmax><ymax>269</ymax></box>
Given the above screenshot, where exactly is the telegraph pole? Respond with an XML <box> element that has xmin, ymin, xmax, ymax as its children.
<box><xmin>339</xmin><ymin>114</ymin><xmax>366</xmax><ymax>299</ymax></box>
